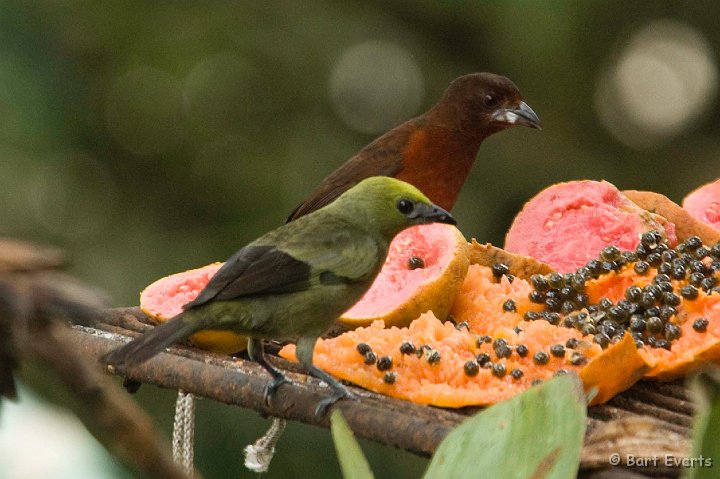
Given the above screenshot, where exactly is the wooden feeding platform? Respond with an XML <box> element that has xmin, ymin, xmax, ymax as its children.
<box><xmin>69</xmin><ymin>307</ymin><xmax>695</xmax><ymax>479</ymax></box>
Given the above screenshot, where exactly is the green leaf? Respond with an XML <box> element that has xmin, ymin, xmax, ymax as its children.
<box><xmin>685</xmin><ymin>368</ymin><xmax>720</xmax><ymax>479</ymax></box>
<box><xmin>330</xmin><ymin>409</ymin><xmax>375</xmax><ymax>479</ymax></box>
<box><xmin>424</xmin><ymin>374</ymin><xmax>586</xmax><ymax>479</ymax></box>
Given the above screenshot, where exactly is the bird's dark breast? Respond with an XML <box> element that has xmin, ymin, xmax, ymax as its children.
<box><xmin>395</xmin><ymin>128</ymin><xmax>480</xmax><ymax>210</ymax></box>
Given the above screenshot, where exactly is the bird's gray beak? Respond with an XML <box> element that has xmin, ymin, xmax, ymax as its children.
<box><xmin>491</xmin><ymin>101</ymin><xmax>541</xmax><ymax>130</ymax></box>
<box><xmin>412</xmin><ymin>203</ymin><xmax>457</xmax><ymax>225</ymax></box>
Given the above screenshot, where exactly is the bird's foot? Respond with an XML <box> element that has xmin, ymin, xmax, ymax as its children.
<box><xmin>314</xmin><ymin>387</ymin><xmax>357</xmax><ymax>418</ymax></box>
<box><xmin>263</xmin><ymin>375</ymin><xmax>290</xmax><ymax>406</ymax></box>
<box><xmin>122</xmin><ymin>378</ymin><xmax>142</xmax><ymax>394</ymax></box>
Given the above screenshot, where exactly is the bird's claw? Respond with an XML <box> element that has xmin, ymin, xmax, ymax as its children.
<box><xmin>314</xmin><ymin>389</ymin><xmax>357</xmax><ymax>417</ymax></box>
<box><xmin>263</xmin><ymin>376</ymin><xmax>289</xmax><ymax>406</ymax></box>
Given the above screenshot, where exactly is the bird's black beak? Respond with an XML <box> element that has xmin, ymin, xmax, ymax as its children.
<box><xmin>491</xmin><ymin>101</ymin><xmax>541</xmax><ymax>130</ymax></box>
<box><xmin>412</xmin><ymin>203</ymin><xmax>457</xmax><ymax>225</ymax></box>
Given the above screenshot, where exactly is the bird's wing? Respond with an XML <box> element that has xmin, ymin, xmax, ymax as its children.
<box><xmin>184</xmin><ymin>222</ymin><xmax>380</xmax><ymax>309</ymax></box>
<box><xmin>183</xmin><ymin>245</ymin><xmax>312</xmax><ymax>309</ymax></box>
<box><xmin>280</xmin><ymin>223</ymin><xmax>382</xmax><ymax>283</ymax></box>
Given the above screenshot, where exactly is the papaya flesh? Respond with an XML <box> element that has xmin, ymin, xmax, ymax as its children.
<box><xmin>281</xmin><ymin>261</ymin><xmax>651</xmax><ymax>408</ymax></box>
<box><xmin>513</xmin><ymin>230</ymin><xmax>720</xmax><ymax>382</ymax></box>
<box><xmin>583</xmin><ymin>263</ymin><xmax>720</xmax><ymax>380</ymax></box>
<box><xmin>280</xmin><ymin>309</ymin><xmax>647</xmax><ymax>407</ymax></box>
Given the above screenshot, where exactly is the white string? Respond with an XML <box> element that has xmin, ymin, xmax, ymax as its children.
<box><xmin>243</xmin><ymin>418</ymin><xmax>287</xmax><ymax>473</ymax></box>
<box><xmin>172</xmin><ymin>390</ymin><xmax>195</xmax><ymax>477</ymax></box>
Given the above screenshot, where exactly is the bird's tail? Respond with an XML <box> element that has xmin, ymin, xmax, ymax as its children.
<box><xmin>101</xmin><ymin>313</ymin><xmax>202</xmax><ymax>369</ymax></box>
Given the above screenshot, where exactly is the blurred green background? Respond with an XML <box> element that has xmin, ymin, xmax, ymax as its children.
<box><xmin>1</xmin><ymin>1</ymin><xmax>720</xmax><ymax>477</ymax></box>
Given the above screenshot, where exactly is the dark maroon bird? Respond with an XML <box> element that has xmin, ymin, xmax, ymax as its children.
<box><xmin>288</xmin><ymin>72</ymin><xmax>540</xmax><ymax>221</ymax></box>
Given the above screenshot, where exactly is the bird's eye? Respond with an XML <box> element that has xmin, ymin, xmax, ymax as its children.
<box><xmin>396</xmin><ymin>199</ymin><xmax>414</xmax><ymax>215</ymax></box>
<box><xmin>483</xmin><ymin>94</ymin><xmax>498</xmax><ymax>107</ymax></box>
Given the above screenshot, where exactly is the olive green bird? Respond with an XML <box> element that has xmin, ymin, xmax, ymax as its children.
<box><xmin>102</xmin><ymin>176</ymin><xmax>456</xmax><ymax>415</ymax></box>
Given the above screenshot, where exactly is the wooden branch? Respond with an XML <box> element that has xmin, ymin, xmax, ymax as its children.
<box><xmin>0</xmin><ymin>248</ymin><xmax>198</xmax><ymax>479</ymax></box>
<box><xmin>78</xmin><ymin>309</ymin><xmax>463</xmax><ymax>457</ymax></box>
<box><xmin>27</xmin><ymin>323</ymin><xmax>194</xmax><ymax>479</ymax></box>
<box><xmin>82</xmin><ymin>307</ymin><xmax>695</xmax><ymax>478</ymax></box>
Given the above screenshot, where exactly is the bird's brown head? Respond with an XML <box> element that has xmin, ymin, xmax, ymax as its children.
<box><xmin>432</xmin><ymin>72</ymin><xmax>541</xmax><ymax>138</ymax></box>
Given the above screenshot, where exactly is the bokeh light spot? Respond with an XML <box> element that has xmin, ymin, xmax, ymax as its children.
<box><xmin>329</xmin><ymin>41</ymin><xmax>424</xmax><ymax>134</ymax></box>
<box><xmin>595</xmin><ymin>20</ymin><xmax>717</xmax><ymax>149</ymax></box>
<box><xmin>106</xmin><ymin>67</ymin><xmax>184</xmax><ymax>156</ymax></box>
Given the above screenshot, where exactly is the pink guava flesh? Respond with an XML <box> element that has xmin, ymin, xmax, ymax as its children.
<box><xmin>504</xmin><ymin>180</ymin><xmax>677</xmax><ymax>273</ymax></box>
<box><xmin>683</xmin><ymin>178</ymin><xmax>720</xmax><ymax>231</ymax></box>
<box><xmin>342</xmin><ymin>223</ymin><xmax>456</xmax><ymax>318</ymax></box>
<box><xmin>141</xmin><ymin>263</ymin><xmax>223</xmax><ymax>319</ymax></box>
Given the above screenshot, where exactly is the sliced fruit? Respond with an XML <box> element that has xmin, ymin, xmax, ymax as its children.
<box><xmin>528</xmin><ymin>233</ymin><xmax>720</xmax><ymax>381</ymax></box>
<box><xmin>139</xmin><ymin>263</ymin><xmax>248</xmax><ymax>354</ymax></box>
<box><xmin>339</xmin><ymin>223</ymin><xmax>469</xmax><ymax>328</ymax></box>
<box><xmin>504</xmin><ymin>180</ymin><xmax>677</xmax><ymax>273</ymax></box>
<box><xmin>683</xmin><ymin>178</ymin><xmax>720</xmax><ymax>231</ymax></box>
<box><xmin>625</xmin><ymin>190</ymin><xmax>720</xmax><ymax>244</ymax></box>
<box><xmin>585</xmin><ymin>268</ymin><xmax>720</xmax><ymax>380</ymax></box>
<box><xmin>466</xmin><ymin>240</ymin><xmax>554</xmax><ymax>280</ymax></box>
<box><xmin>644</xmin><ymin>290</ymin><xmax>720</xmax><ymax>380</ymax></box>
<box><xmin>450</xmin><ymin>264</ymin><xmax>542</xmax><ymax>336</ymax></box>
<box><xmin>580</xmin><ymin>334</ymin><xmax>650</xmax><ymax>404</ymax></box>
<box><xmin>280</xmin><ymin>311</ymin><xmax>647</xmax><ymax>407</ymax></box>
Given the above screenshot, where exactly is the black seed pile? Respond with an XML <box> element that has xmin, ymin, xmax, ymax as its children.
<box><xmin>358</xmin><ymin>236</ymin><xmax>719</xmax><ymax>386</ymax></box>
<box><xmin>522</xmin><ymin>233</ymin><xmax>720</xmax><ymax>350</ymax></box>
